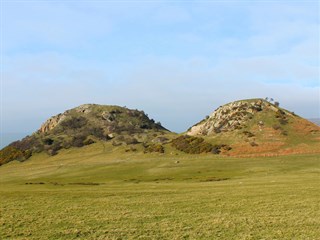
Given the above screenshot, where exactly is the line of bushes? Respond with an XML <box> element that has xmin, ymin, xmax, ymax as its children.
<box><xmin>171</xmin><ymin>135</ymin><xmax>230</xmax><ymax>154</ymax></box>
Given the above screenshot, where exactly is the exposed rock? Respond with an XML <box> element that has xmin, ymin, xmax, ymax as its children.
<box><xmin>152</xmin><ymin>136</ymin><xmax>169</xmax><ymax>144</ymax></box>
<box><xmin>39</xmin><ymin>114</ymin><xmax>66</xmax><ymax>133</ymax></box>
<box><xmin>75</xmin><ymin>104</ymin><xmax>93</xmax><ymax>114</ymax></box>
<box><xmin>188</xmin><ymin>99</ymin><xmax>284</xmax><ymax>136</ymax></box>
<box><xmin>102</xmin><ymin>112</ymin><xmax>116</xmax><ymax>122</ymax></box>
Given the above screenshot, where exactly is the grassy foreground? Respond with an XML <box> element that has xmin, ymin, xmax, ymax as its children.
<box><xmin>0</xmin><ymin>144</ymin><xmax>319</xmax><ymax>239</ymax></box>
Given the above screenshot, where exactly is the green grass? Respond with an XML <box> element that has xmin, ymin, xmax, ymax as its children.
<box><xmin>0</xmin><ymin>143</ymin><xmax>319</xmax><ymax>239</ymax></box>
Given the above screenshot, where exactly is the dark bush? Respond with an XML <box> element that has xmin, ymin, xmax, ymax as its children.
<box><xmin>211</xmin><ymin>147</ymin><xmax>221</xmax><ymax>154</ymax></box>
<box><xmin>60</xmin><ymin>116</ymin><xmax>88</xmax><ymax>129</ymax></box>
<box><xmin>214</xmin><ymin>128</ymin><xmax>221</xmax><ymax>133</ymax></box>
<box><xmin>48</xmin><ymin>149</ymin><xmax>58</xmax><ymax>156</ymax></box>
<box><xmin>172</xmin><ymin>135</ymin><xmax>215</xmax><ymax>154</ymax></box>
<box><xmin>83</xmin><ymin>138</ymin><xmax>95</xmax><ymax>145</ymax></box>
<box><xmin>243</xmin><ymin>131</ymin><xmax>255</xmax><ymax>137</ymax></box>
<box><xmin>71</xmin><ymin>134</ymin><xmax>87</xmax><ymax>147</ymax></box>
<box><xmin>10</xmin><ymin>136</ymin><xmax>40</xmax><ymax>151</ymax></box>
<box><xmin>144</xmin><ymin>144</ymin><xmax>164</xmax><ymax>153</ymax></box>
<box><xmin>46</xmin><ymin>141</ymin><xmax>62</xmax><ymax>156</ymax></box>
<box><xmin>88</xmin><ymin>127</ymin><xmax>105</xmax><ymax>139</ymax></box>
<box><xmin>23</xmin><ymin>150</ymin><xmax>32</xmax><ymax>159</ymax></box>
<box><xmin>110</xmin><ymin>109</ymin><xmax>122</xmax><ymax>114</ymax></box>
<box><xmin>0</xmin><ymin>146</ymin><xmax>24</xmax><ymax>165</ymax></box>
<box><xmin>61</xmin><ymin>140</ymin><xmax>72</xmax><ymax>149</ymax></box>
<box><xmin>140</xmin><ymin>123</ymin><xmax>151</xmax><ymax>129</ymax></box>
<box><xmin>43</xmin><ymin>138</ymin><xmax>54</xmax><ymax>145</ymax></box>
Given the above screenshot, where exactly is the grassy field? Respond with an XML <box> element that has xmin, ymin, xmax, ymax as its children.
<box><xmin>0</xmin><ymin>143</ymin><xmax>319</xmax><ymax>239</ymax></box>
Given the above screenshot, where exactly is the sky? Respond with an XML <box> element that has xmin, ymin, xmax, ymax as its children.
<box><xmin>1</xmin><ymin>0</ymin><xmax>319</xmax><ymax>146</ymax></box>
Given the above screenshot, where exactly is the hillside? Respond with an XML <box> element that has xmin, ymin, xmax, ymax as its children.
<box><xmin>187</xmin><ymin>99</ymin><xmax>320</xmax><ymax>156</ymax></box>
<box><xmin>1</xmin><ymin>99</ymin><xmax>319</xmax><ymax>166</ymax></box>
<box><xmin>0</xmin><ymin>104</ymin><xmax>172</xmax><ymax>165</ymax></box>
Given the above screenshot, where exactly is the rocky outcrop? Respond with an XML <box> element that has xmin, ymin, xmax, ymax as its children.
<box><xmin>188</xmin><ymin>99</ymin><xmax>288</xmax><ymax>136</ymax></box>
<box><xmin>38</xmin><ymin>104</ymin><xmax>96</xmax><ymax>133</ymax></box>
<box><xmin>39</xmin><ymin>113</ymin><xmax>66</xmax><ymax>133</ymax></box>
<box><xmin>75</xmin><ymin>104</ymin><xmax>93</xmax><ymax>114</ymax></box>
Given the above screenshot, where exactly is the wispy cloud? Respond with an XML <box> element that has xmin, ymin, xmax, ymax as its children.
<box><xmin>2</xmin><ymin>1</ymin><xmax>319</xmax><ymax>133</ymax></box>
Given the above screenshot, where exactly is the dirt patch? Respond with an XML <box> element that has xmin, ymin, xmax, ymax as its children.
<box><xmin>229</xmin><ymin>142</ymin><xmax>285</xmax><ymax>156</ymax></box>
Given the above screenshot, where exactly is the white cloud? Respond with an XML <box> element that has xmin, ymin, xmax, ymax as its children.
<box><xmin>2</xmin><ymin>2</ymin><xmax>319</xmax><ymax>134</ymax></box>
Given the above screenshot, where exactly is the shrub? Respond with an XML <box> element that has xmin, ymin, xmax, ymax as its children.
<box><xmin>60</xmin><ymin>116</ymin><xmax>87</xmax><ymax>129</ymax></box>
<box><xmin>10</xmin><ymin>136</ymin><xmax>40</xmax><ymax>151</ymax></box>
<box><xmin>0</xmin><ymin>146</ymin><xmax>28</xmax><ymax>165</ymax></box>
<box><xmin>48</xmin><ymin>149</ymin><xmax>58</xmax><ymax>156</ymax></box>
<box><xmin>172</xmin><ymin>135</ymin><xmax>215</xmax><ymax>154</ymax></box>
<box><xmin>71</xmin><ymin>134</ymin><xmax>87</xmax><ymax>147</ymax></box>
<box><xmin>83</xmin><ymin>138</ymin><xmax>95</xmax><ymax>145</ymax></box>
<box><xmin>140</xmin><ymin>123</ymin><xmax>152</xmax><ymax>129</ymax></box>
<box><xmin>243</xmin><ymin>131</ymin><xmax>255</xmax><ymax>137</ymax></box>
<box><xmin>87</xmin><ymin>127</ymin><xmax>105</xmax><ymax>139</ymax></box>
<box><xmin>43</xmin><ymin>138</ymin><xmax>54</xmax><ymax>145</ymax></box>
<box><xmin>144</xmin><ymin>144</ymin><xmax>164</xmax><ymax>153</ymax></box>
<box><xmin>211</xmin><ymin>146</ymin><xmax>221</xmax><ymax>154</ymax></box>
<box><xmin>279</xmin><ymin>118</ymin><xmax>288</xmax><ymax>125</ymax></box>
<box><xmin>47</xmin><ymin>141</ymin><xmax>62</xmax><ymax>156</ymax></box>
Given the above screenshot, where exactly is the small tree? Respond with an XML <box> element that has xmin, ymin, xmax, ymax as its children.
<box><xmin>274</xmin><ymin>101</ymin><xmax>280</xmax><ymax>107</ymax></box>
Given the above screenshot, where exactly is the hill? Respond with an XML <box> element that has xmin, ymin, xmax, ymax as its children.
<box><xmin>1</xmin><ymin>99</ymin><xmax>319</xmax><ymax>165</ymax></box>
<box><xmin>0</xmin><ymin>104</ymin><xmax>172</xmax><ymax>165</ymax></box>
<box><xmin>187</xmin><ymin>98</ymin><xmax>320</xmax><ymax>156</ymax></box>
<box><xmin>0</xmin><ymin>100</ymin><xmax>319</xmax><ymax>239</ymax></box>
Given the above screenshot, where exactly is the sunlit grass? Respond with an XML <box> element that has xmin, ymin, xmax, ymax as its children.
<box><xmin>0</xmin><ymin>145</ymin><xmax>319</xmax><ymax>239</ymax></box>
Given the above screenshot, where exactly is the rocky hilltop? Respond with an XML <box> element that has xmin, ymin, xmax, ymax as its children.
<box><xmin>1</xmin><ymin>99</ymin><xmax>319</xmax><ymax>166</ymax></box>
<box><xmin>0</xmin><ymin>104</ymin><xmax>170</xmax><ymax>165</ymax></box>
<box><xmin>188</xmin><ymin>99</ymin><xmax>288</xmax><ymax>135</ymax></box>
<box><xmin>188</xmin><ymin>99</ymin><xmax>320</xmax><ymax>156</ymax></box>
<box><xmin>38</xmin><ymin>104</ymin><xmax>167</xmax><ymax>134</ymax></box>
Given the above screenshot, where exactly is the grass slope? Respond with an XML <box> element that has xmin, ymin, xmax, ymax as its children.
<box><xmin>0</xmin><ymin>143</ymin><xmax>319</xmax><ymax>239</ymax></box>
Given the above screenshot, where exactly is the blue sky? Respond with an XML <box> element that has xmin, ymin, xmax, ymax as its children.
<box><xmin>1</xmin><ymin>0</ymin><xmax>319</xmax><ymax>140</ymax></box>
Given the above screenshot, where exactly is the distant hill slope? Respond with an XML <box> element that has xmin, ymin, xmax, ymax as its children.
<box><xmin>0</xmin><ymin>104</ymin><xmax>171</xmax><ymax>165</ymax></box>
<box><xmin>187</xmin><ymin>99</ymin><xmax>320</xmax><ymax>156</ymax></box>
